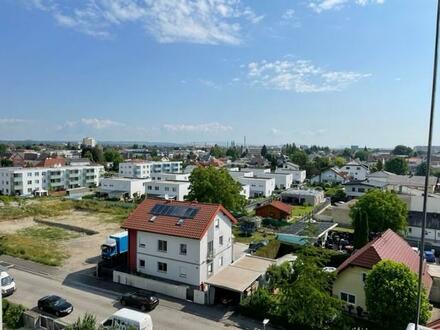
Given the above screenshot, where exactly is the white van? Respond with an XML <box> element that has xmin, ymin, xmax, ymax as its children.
<box><xmin>0</xmin><ymin>271</ymin><xmax>16</xmax><ymax>297</ymax></box>
<box><xmin>101</xmin><ymin>308</ymin><xmax>153</xmax><ymax>330</ymax></box>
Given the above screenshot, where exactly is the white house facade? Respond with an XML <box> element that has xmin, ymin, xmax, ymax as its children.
<box><xmin>100</xmin><ymin>177</ymin><xmax>149</xmax><ymax>198</ymax></box>
<box><xmin>119</xmin><ymin>161</ymin><xmax>182</xmax><ymax>179</ymax></box>
<box><xmin>310</xmin><ymin>168</ymin><xmax>347</xmax><ymax>185</ymax></box>
<box><xmin>339</xmin><ymin>161</ymin><xmax>369</xmax><ymax>181</ymax></box>
<box><xmin>145</xmin><ymin>180</ymin><xmax>190</xmax><ymax>201</ymax></box>
<box><xmin>122</xmin><ymin>199</ymin><xmax>237</xmax><ymax>287</ymax></box>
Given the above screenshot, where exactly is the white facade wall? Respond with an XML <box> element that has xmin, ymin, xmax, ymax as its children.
<box><xmin>341</xmin><ymin>164</ymin><xmax>369</xmax><ymax>181</ymax></box>
<box><xmin>145</xmin><ymin>181</ymin><xmax>190</xmax><ymax>201</ymax></box>
<box><xmin>241</xmin><ymin>184</ymin><xmax>250</xmax><ymax>199</ymax></box>
<box><xmin>135</xmin><ymin>212</ymin><xmax>233</xmax><ymax>287</ymax></box>
<box><xmin>275</xmin><ymin>168</ymin><xmax>306</xmax><ymax>184</ymax></box>
<box><xmin>0</xmin><ymin>165</ymin><xmax>104</xmax><ymax>196</ymax></box>
<box><xmin>311</xmin><ymin>170</ymin><xmax>345</xmax><ymax>184</ymax></box>
<box><xmin>119</xmin><ymin>161</ymin><xmax>182</xmax><ymax>179</ymax></box>
<box><xmin>101</xmin><ymin>178</ymin><xmax>149</xmax><ymax>198</ymax></box>
<box><xmin>236</xmin><ymin>177</ymin><xmax>275</xmax><ymax>197</ymax></box>
<box><xmin>151</xmin><ymin>173</ymin><xmax>189</xmax><ymax>181</ymax></box>
<box><xmin>344</xmin><ymin>184</ymin><xmax>377</xmax><ymax>198</ymax></box>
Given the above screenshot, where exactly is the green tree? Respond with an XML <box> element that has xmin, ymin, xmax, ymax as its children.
<box><xmin>353</xmin><ymin>211</ymin><xmax>369</xmax><ymax>249</ymax></box>
<box><xmin>0</xmin><ymin>159</ymin><xmax>13</xmax><ymax>167</ymax></box>
<box><xmin>82</xmin><ymin>146</ymin><xmax>104</xmax><ymax>163</ymax></box>
<box><xmin>342</xmin><ymin>148</ymin><xmax>352</xmax><ymax>158</ymax></box>
<box><xmin>289</xmin><ymin>150</ymin><xmax>308</xmax><ymax>168</ymax></box>
<box><xmin>385</xmin><ymin>157</ymin><xmax>409</xmax><ymax>175</ymax></box>
<box><xmin>103</xmin><ymin>148</ymin><xmax>124</xmax><ymax>170</ymax></box>
<box><xmin>415</xmin><ymin>162</ymin><xmax>431</xmax><ymax>176</ymax></box>
<box><xmin>226</xmin><ymin>147</ymin><xmax>240</xmax><ymax>161</ymax></box>
<box><xmin>392</xmin><ymin>145</ymin><xmax>413</xmax><ymax>156</ymax></box>
<box><xmin>365</xmin><ymin>260</ymin><xmax>431</xmax><ymax>330</ymax></box>
<box><xmin>0</xmin><ymin>144</ymin><xmax>7</xmax><ymax>154</ymax></box>
<box><xmin>350</xmin><ymin>190</ymin><xmax>407</xmax><ymax>233</ymax></box>
<box><xmin>332</xmin><ymin>157</ymin><xmax>346</xmax><ymax>167</ymax></box>
<box><xmin>186</xmin><ymin>166</ymin><xmax>246</xmax><ymax>212</ymax></box>
<box><xmin>375</xmin><ymin>160</ymin><xmax>383</xmax><ymax>171</ymax></box>
<box><xmin>68</xmin><ymin>313</ymin><xmax>97</xmax><ymax>330</ymax></box>
<box><xmin>210</xmin><ymin>144</ymin><xmax>225</xmax><ymax>158</ymax></box>
<box><xmin>261</xmin><ymin>145</ymin><xmax>268</xmax><ymax>157</ymax></box>
<box><xmin>354</xmin><ymin>150</ymin><xmax>369</xmax><ymax>161</ymax></box>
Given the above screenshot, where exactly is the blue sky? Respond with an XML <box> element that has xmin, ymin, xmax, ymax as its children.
<box><xmin>0</xmin><ymin>0</ymin><xmax>438</xmax><ymax>147</ymax></box>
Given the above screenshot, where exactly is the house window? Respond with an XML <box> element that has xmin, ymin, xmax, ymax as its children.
<box><xmin>352</xmin><ymin>187</ymin><xmax>356</xmax><ymax>192</ymax></box>
<box><xmin>158</xmin><ymin>262</ymin><xmax>167</xmax><ymax>272</ymax></box>
<box><xmin>180</xmin><ymin>243</ymin><xmax>187</xmax><ymax>255</ymax></box>
<box><xmin>139</xmin><ymin>242</ymin><xmax>146</xmax><ymax>248</ymax></box>
<box><xmin>340</xmin><ymin>292</ymin><xmax>356</xmax><ymax>304</ymax></box>
<box><xmin>172</xmin><ymin>187</ymin><xmax>176</xmax><ymax>192</ymax></box>
<box><xmin>165</xmin><ymin>187</ymin><xmax>169</xmax><ymax>191</ymax></box>
<box><xmin>139</xmin><ymin>259</ymin><xmax>145</xmax><ymax>268</ymax></box>
<box><xmin>27</xmin><ymin>173</ymin><xmax>32</xmax><ymax>177</ymax></box>
<box><xmin>362</xmin><ymin>273</ymin><xmax>367</xmax><ymax>283</ymax></box>
<box><xmin>208</xmin><ymin>262</ymin><xmax>213</xmax><ymax>274</ymax></box>
<box><xmin>147</xmin><ymin>185</ymin><xmax>152</xmax><ymax>190</ymax></box>
<box><xmin>219</xmin><ymin>235</ymin><xmax>223</xmax><ymax>246</ymax></box>
<box><xmin>158</xmin><ymin>240</ymin><xmax>167</xmax><ymax>252</ymax></box>
<box><xmin>179</xmin><ymin>266</ymin><xmax>187</xmax><ymax>278</ymax></box>
<box><xmin>408</xmin><ymin>227</ymin><xmax>412</xmax><ymax>233</ymax></box>
<box><xmin>219</xmin><ymin>256</ymin><xmax>223</xmax><ymax>267</ymax></box>
<box><xmin>215</xmin><ymin>218</ymin><xmax>220</xmax><ymax>228</ymax></box>
<box><xmin>155</xmin><ymin>186</ymin><xmax>159</xmax><ymax>191</ymax></box>
<box><xmin>27</xmin><ymin>180</ymin><xmax>32</xmax><ymax>184</ymax></box>
<box><xmin>358</xmin><ymin>188</ymin><xmax>365</xmax><ymax>193</ymax></box>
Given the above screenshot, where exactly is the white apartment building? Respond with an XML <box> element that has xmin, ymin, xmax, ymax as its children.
<box><xmin>119</xmin><ymin>161</ymin><xmax>182</xmax><ymax>179</ymax></box>
<box><xmin>100</xmin><ymin>177</ymin><xmax>149</xmax><ymax>199</ymax></box>
<box><xmin>82</xmin><ymin>137</ymin><xmax>97</xmax><ymax>148</ymax></box>
<box><xmin>122</xmin><ymin>199</ymin><xmax>237</xmax><ymax>287</ymax></box>
<box><xmin>236</xmin><ymin>176</ymin><xmax>275</xmax><ymax>198</ymax></box>
<box><xmin>150</xmin><ymin>172</ymin><xmax>189</xmax><ymax>181</ymax></box>
<box><xmin>250</xmin><ymin>169</ymin><xmax>293</xmax><ymax>190</ymax></box>
<box><xmin>0</xmin><ymin>165</ymin><xmax>104</xmax><ymax>196</ymax></box>
<box><xmin>275</xmin><ymin>168</ymin><xmax>307</xmax><ymax>184</ymax></box>
<box><xmin>145</xmin><ymin>180</ymin><xmax>190</xmax><ymax>201</ymax></box>
<box><xmin>310</xmin><ymin>167</ymin><xmax>347</xmax><ymax>185</ymax></box>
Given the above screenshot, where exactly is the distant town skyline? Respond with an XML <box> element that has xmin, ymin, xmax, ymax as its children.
<box><xmin>1</xmin><ymin>0</ymin><xmax>440</xmax><ymax>147</ymax></box>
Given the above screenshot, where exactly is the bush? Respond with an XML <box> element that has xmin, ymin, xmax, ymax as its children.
<box><xmin>240</xmin><ymin>288</ymin><xmax>273</xmax><ymax>319</ymax></box>
<box><xmin>262</xmin><ymin>218</ymin><xmax>289</xmax><ymax>228</ymax></box>
<box><xmin>3</xmin><ymin>301</ymin><xmax>26</xmax><ymax>329</ymax></box>
<box><xmin>255</xmin><ymin>240</ymin><xmax>281</xmax><ymax>259</ymax></box>
<box><xmin>67</xmin><ymin>313</ymin><xmax>97</xmax><ymax>330</ymax></box>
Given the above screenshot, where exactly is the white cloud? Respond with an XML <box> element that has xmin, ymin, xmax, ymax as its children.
<box><xmin>280</xmin><ymin>8</ymin><xmax>301</xmax><ymax>28</ymax></box>
<box><xmin>309</xmin><ymin>0</ymin><xmax>384</xmax><ymax>13</ymax></box>
<box><xmin>163</xmin><ymin>122</ymin><xmax>232</xmax><ymax>133</ymax></box>
<box><xmin>198</xmin><ymin>79</ymin><xmax>221</xmax><ymax>89</ymax></box>
<box><xmin>0</xmin><ymin>118</ymin><xmax>29</xmax><ymax>124</ymax></box>
<box><xmin>247</xmin><ymin>59</ymin><xmax>370</xmax><ymax>93</ymax></box>
<box><xmin>80</xmin><ymin>118</ymin><xmax>126</xmax><ymax>129</ymax></box>
<box><xmin>26</xmin><ymin>0</ymin><xmax>262</xmax><ymax>45</ymax></box>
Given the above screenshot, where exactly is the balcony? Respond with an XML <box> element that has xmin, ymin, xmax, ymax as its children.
<box><xmin>207</xmin><ymin>249</ymin><xmax>215</xmax><ymax>261</ymax></box>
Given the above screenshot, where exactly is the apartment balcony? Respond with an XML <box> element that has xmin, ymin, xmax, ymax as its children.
<box><xmin>207</xmin><ymin>249</ymin><xmax>215</xmax><ymax>261</ymax></box>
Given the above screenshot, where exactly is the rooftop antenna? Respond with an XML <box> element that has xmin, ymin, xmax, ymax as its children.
<box><xmin>416</xmin><ymin>0</ymin><xmax>440</xmax><ymax>328</ymax></box>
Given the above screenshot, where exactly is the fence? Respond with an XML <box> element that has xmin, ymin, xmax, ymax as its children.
<box><xmin>23</xmin><ymin>310</ymin><xmax>68</xmax><ymax>330</ymax></box>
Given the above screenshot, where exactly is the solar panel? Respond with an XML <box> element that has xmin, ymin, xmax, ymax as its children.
<box><xmin>150</xmin><ymin>204</ymin><xmax>199</xmax><ymax>219</ymax></box>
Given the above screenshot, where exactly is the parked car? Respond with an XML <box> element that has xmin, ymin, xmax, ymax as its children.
<box><xmin>424</xmin><ymin>251</ymin><xmax>436</xmax><ymax>263</ymax></box>
<box><xmin>101</xmin><ymin>308</ymin><xmax>153</xmax><ymax>330</ymax></box>
<box><xmin>248</xmin><ymin>240</ymin><xmax>268</xmax><ymax>253</ymax></box>
<box><xmin>120</xmin><ymin>291</ymin><xmax>159</xmax><ymax>312</ymax></box>
<box><xmin>0</xmin><ymin>270</ymin><xmax>16</xmax><ymax>297</ymax></box>
<box><xmin>37</xmin><ymin>295</ymin><xmax>73</xmax><ymax>317</ymax></box>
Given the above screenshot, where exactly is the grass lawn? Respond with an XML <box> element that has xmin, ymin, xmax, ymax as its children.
<box><xmin>291</xmin><ymin>205</ymin><xmax>314</xmax><ymax>218</ymax></box>
<box><xmin>0</xmin><ymin>225</ymin><xmax>80</xmax><ymax>266</ymax></box>
<box><xmin>232</xmin><ymin>226</ymin><xmax>275</xmax><ymax>244</ymax></box>
<box><xmin>0</xmin><ymin>197</ymin><xmax>136</xmax><ymax>223</ymax></box>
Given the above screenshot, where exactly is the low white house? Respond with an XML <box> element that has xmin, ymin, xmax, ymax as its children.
<box><xmin>343</xmin><ymin>179</ymin><xmax>388</xmax><ymax>199</ymax></box>
<box><xmin>310</xmin><ymin>167</ymin><xmax>347</xmax><ymax>185</ymax></box>
<box><xmin>145</xmin><ymin>180</ymin><xmax>190</xmax><ymax>201</ymax></box>
<box><xmin>275</xmin><ymin>168</ymin><xmax>306</xmax><ymax>184</ymax></box>
<box><xmin>100</xmin><ymin>177</ymin><xmax>149</xmax><ymax>199</ymax></box>
<box><xmin>151</xmin><ymin>172</ymin><xmax>189</xmax><ymax>181</ymax></box>
<box><xmin>236</xmin><ymin>176</ymin><xmax>275</xmax><ymax>198</ymax></box>
<box><xmin>119</xmin><ymin>161</ymin><xmax>182</xmax><ymax>179</ymax></box>
<box><xmin>250</xmin><ymin>169</ymin><xmax>293</xmax><ymax>190</ymax></box>
<box><xmin>122</xmin><ymin>199</ymin><xmax>238</xmax><ymax>287</ymax></box>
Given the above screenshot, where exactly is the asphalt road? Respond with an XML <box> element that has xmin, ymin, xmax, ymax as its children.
<box><xmin>6</xmin><ymin>268</ymin><xmax>262</xmax><ymax>330</ymax></box>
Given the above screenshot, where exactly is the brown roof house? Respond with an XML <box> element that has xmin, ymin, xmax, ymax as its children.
<box><xmin>255</xmin><ymin>201</ymin><xmax>293</xmax><ymax>220</ymax></box>
<box><xmin>332</xmin><ymin>229</ymin><xmax>432</xmax><ymax>316</ymax></box>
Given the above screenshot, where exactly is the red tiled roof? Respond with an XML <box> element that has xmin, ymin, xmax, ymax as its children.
<box><xmin>428</xmin><ymin>318</ymin><xmax>440</xmax><ymax>329</ymax></box>
<box><xmin>337</xmin><ymin>229</ymin><xmax>432</xmax><ymax>290</ymax></box>
<box><xmin>38</xmin><ymin>157</ymin><xmax>65</xmax><ymax>168</ymax></box>
<box><xmin>258</xmin><ymin>201</ymin><xmax>293</xmax><ymax>215</ymax></box>
<box><xmin>122</xmin><ymin>198</ymin><xmax>237</xmax><ymax>240</ymax></box>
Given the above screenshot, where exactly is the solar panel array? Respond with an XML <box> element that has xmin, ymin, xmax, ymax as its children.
<box><xmin>150</xmin><ymin>204</ymin><xmax>199</xmax><ymax>219</ymax></box>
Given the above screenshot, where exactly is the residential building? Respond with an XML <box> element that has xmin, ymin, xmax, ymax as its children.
<box><xmin>368</xmin><ymin>171</ymin><xmax>438</xmax><ymax>193</ymax></box>
<box><xmin>339</xmin><ymin>161</ymin><xmax>369</xmax><ymax>181</ymax></box>
<box><xmin>150</xmin><ymin>172</ymin><xmax>189</xmax><ymax>181</ymax></box>
<box><xmin>100</xmin><ymin>177</ymin><xmax>149</xmax><ymax>199</ymax></box>
<box><xmin>119</xmin><ymin>161</ymin><xmax>182</xmax><ymax>179</ymax></box>
<box><xmin>236</xmin><ymin>176</ymin><xmax>275</xmax><ymax>198</ymax></box>
<box><xmin>343</xmin><ymin>179</ymin><xmax>388</xmax><ymax>199</ymax></box>
<box><xmin>280</xmin><ymin>188</ymin><xmax>325</xmax><ymax>206</ymax></box>
<box><xmin>121</xmin><ymin>199</ymin><xmax>237</xmax><ymax>287</ymax></box>
<box><xmin>251</xmin><ymin>169</ymin><xmax>293</xmax><ymax>190</ymax></box>
<box><xmin>0</xmin><ymin>165</ymin><xmax>104</xmax><ymax>196</ymax></box>
<box><xmin>82</xmin><ymin>137</ymin><xmax>97</xmax><ymax>148</ymax></box>
<box><xmin>275</xmin><ymin>167</ymin><xmax>306</xmax><ymax>184</ymax></box>
<box><xmin>310</xmin><ymin>167</ymin><xmax>348</xmax><ymax>185</ymax></box>
<box><xmin>332</xmin><ymin>229</ymin><xmax>432</xmax><ymax>314</ymax></box>
<box><xmin>255</xmin><ymin>201</ymin><xmax>293</xmax><ymax>220</ymax></box>
<box><xmin>280</xmin><ymin>162</ymin><xmax>300</xmax><ymax>171</ymax></box>
<box><xmin>145</xmin><ymin>180</ymin><xmax>190</xmax><ymax>201</ymax></box>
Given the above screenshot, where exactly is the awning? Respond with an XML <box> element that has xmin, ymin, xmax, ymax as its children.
<box><xmin>205</xmin><ymin>255</ymin><xmax>275</xmax><ymax>293</ymax></box>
